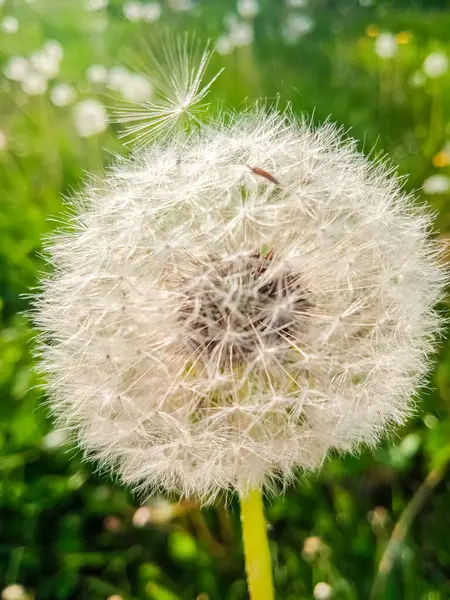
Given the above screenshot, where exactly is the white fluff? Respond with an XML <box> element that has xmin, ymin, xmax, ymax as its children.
<box><xmin>33</xmin><ymin>104</ymin><xmax>447</xmax><ymax>502</ymax></box>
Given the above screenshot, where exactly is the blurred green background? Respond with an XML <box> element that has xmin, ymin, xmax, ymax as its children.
<box><xmin>2</xmin><ymin>0</ymin><xmax>450</xmax><ymax>598</ymax></box>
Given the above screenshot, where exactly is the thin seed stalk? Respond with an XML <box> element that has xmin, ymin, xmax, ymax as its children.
<box><xmin>240</xmin><ymin>489</ymin><xmax>274</xmax><ymax>600</ymax></box>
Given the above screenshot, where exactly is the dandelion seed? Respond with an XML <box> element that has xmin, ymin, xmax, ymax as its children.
<box><xmin>50</xmin><ymin>83</ymin><xmax>77</xmax><ymax>107</ymax></box>
<box><xmin>115</xmin><ymin>40</ymin><xmax>223</xmax><ymax>147</ymax></box>
<box><xmin>374</xmin><ymin>32</ymin><xmax>397</xmax><ymax>59</ymax></box>
<box><xmin>73</xmin><ymin>99</ymin><xmax>108</xmax><ymax>137</ymax></box>
<box><xmin>1</xmin><ymin>15</ymin><xmax>19</xmax><ymax>34</ymax></box>
<box><xmin>423</xmin><ymin>52</ymin><xmax>448</xmax><ymax>78</ymax></box>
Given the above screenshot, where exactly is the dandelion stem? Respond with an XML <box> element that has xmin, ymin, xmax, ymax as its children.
<box><xmin>240</xmin><ymin>488</ymin><xmax>274</xmax><ymax>600</ymax></box>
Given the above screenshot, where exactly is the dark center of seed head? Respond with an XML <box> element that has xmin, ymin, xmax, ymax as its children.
<box><xmin>179</xmin><ymin>249</ymin><xmax>309</xmax><ymax>365</ymax></box>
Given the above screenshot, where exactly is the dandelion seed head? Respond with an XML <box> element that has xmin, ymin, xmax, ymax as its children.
<box><xmin>34</xmin><ymin>104</ymin><xmax>448</xmax><ymax>502</ymax></box>
<box><xmin>374</xmin><ymin>32</ymin><xmax>397</xmax><ymax>59</ymax></box>
<box><xmin>1</xmin><ymin>15</ymin><xmax>19</xmax><ymax>34</ymax></box>
<box><xmin>313</xmin><ymin>582</ymin><xmax>333</xmax><ymax>600</ymax></box>
<box><xmin>50</xmin><ymin>83</ymin><xmax>77</xmax><ymax>107</ymax></box>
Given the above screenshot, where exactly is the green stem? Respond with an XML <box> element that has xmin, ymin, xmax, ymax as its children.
<box><xmin>240</xmin><ymin>489</ymin><xmax>274</xmax><ymax>600</ymax></box>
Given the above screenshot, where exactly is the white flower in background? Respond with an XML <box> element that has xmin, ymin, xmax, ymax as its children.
<box><xmin>423</xmin><ymin>52</ymin><xmax>449</xmax><ymax>78</ymax></box>
<box><xmin>86</xmin><ymin>64</ymin><xmax>108</xmax><ymax>85</ymax></box>
<box><xmin>43</xmin><ymin>39</ymin><xmax>64</xmax><ymax>62</ymax></box>
<box><xmin>21</xmin><ymin>72</ymin><xmax>47</xmax><ymax>95</ymax></box>
<box><xmin>123</xmin><ymin>1</ymin><xmax>142</xmax><ymax>21</ymax></box>
<box><xmin>50</xmin><ymin>83</ymin><xmax>77</xmax><ymax>107</ymax></box>
<box><xmin>107</xmin><ymin>66</ymin><xmax>129</xmax><ymax>91</ymax></box>
<box><xmin>237</xmin><ymin>0</ymin><xmax>259</xmax><ymax>19</ymax></box>
<box><xmin>1</xmin><ymin>585</ymin><xmax>28</xmax><ymax>600</ymax></box>
<box><xmin>0</xmin><ymin>130</ymin><xmax>7</xmax><ymax>151</ymax></box>
<box><xmin>4</xmin><ymin>56</ymin><xmax>29</xmax><ymax>82</ymax></box>
<box><xmin>42</xmin><ymin>428</ymin><xmax>69</xmax><ymax>449</ymax></box>
<box><xmin>30</xmin><ymin>51</ymin><xmax>60</xmax><ymax>79</ymax></box>
<box><xmin>423</xmin><ymin>174</ymin><xmax>450</xmax><ymax>195</ymax></box>
<box><xmin>121</xmin><ymin>73</ymin><xmax>152</xmax><ymax>103</ymax></box>
<box><xmin>1</xmin><ymin>15</ymin><xmax>19</xmax><ymax>34</ymax></box>
<box><xmin>141</xmin><ymin>2</ymin><xmax>161</xmax><ymax>22</ymax></box>
<box><xmin>216</xmin><ymin>35</ymin><xmax>234</xmax><ymax>56</ymax></box>
<box><xmin>281</xmin><ymin>14</ymin><xmax>314</xmax><ymax>44</ymax></box>
<box><xmin>34</xmin><ymin>91</ymin><xmax>447</xmax><ymax>502</ymax></box>
<box><xmin>286</xmin><ymin>0</ymin><xmax>308</xmax><ymax>6</ymax></box>
<box><xmin>73</xmin><ymin>99</ymin><xmax>108</xmax><ymax>137</ymax></box>
<box><xmin>229</xmin><ymin>20</ymin><xmax>254</xmax><ymax>47</ymax></box>
<box><xmin>375</xmin><ymin>32</ymin><xmax>397</xmax><ymax>59</ymax></box>
<box><xmin>86</xmin><ymin>0</ymin><xmax>108</xmax><ymax>9</ymax></box>
<box><xmin>409</xmin><ymin>71</ymin><xmax>426</xmax><ymax>88</ymax></box>
<box><xmin>313</xmin><ymin>582</ymin><xmax>333</xmax><ymax>600</ymax></box>
<box><xmin>168</xmin><ymin>0</ymin><xmax>194</xmax><ymax>11</ymax></box>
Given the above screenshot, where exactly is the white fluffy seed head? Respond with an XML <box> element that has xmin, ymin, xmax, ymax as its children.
<box><xmin>33</xmin><ymin>52</ymin><xmax>448</xmax><ymax>503</ymax></box>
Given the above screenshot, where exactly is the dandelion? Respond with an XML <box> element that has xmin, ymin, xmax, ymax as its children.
<box><xmin>168</xmin><ymin>0</ymin><xmax>195</xmax><ymax>11</ymax></box>
<box><xmin>237</xmin><ymin>0</ymin><xmax>259</xmax><ymax>19</ymax></box>
<box><xmin>30</xmin><ymin>51</ymin><xmax>61</xmax><ymax>79</ymax></box>
<box><xmin>374</xmin><ymin>33</ymin><xmax>397</xmax><ymax>59</ymax></box>
<box><xmin>4</xmin><ymin>56</ymin><xmax>29</xmax><ymax>82</ymax></box>
<box><xmin>107</xmin><ymin>65</ymin><xmax>130</xmax><ymax>91</ymax></box>
<box><xmin>313</xmin><ymin>582</ymin><xmax>333</xmax><ymax>600</ymax></box>
<box><xmin>229</xmin><ymin>20</ymin><xmax>254</xmax><ymax>47</ymax></box>
<box><xmin>140</xmin><ymin>2</ymin><xmax>161</xmax><ymax>22</ymax></box>
<box><xmin>86</xmin><ymin>0</ymin><xmax>108</xmax><ymax>9</ymax></box>
<box><xmin>50</xmin><ymin>83</ymin><xmax>77</xmax><ymax>107</ymax></box>
<box><xmin>281</xmin><ymin>14</ymin><xmax>314</xmax><ymax>44</ymax></box>
<box><xmin>43</xmin><ymin>40</ymin><xmax>64</xmax><ymax>62</ymax></box>
<box><xmin>409</xmin><ymin>71</ymin><xmax>426</xmax><ymax>88</ymax></box>
<box><xmin>21</xmin><ymin>72</ymin><xmax>47</xmax><ymax>96</ymax></box>
<box><xmin>86</xmin><ymin>64</ymin><xmax>108</xmax><ymax>85</ymax></box>
<box><xmin>120</xmin><ymin>73</ymin><xmax>153</xmax><ymax>103</ymax></box>
<box><xmin>215</xmin><ymin>35</ymin><xmax>234</xmax><ymax>56</ymax></box>
<box><xmin>423</xmin><ymin>52</ymin><xmax>448</xmax><ymax>78</ymax></box>
<box><xmin>34</xmin><ymin>44</ymin><xmax>448</xmax><ymax>600</ymax></box>
<box><xmin>123</xmin><ymin>1</ymin><xmax>142</xmax><ymax>21</ymax></box>
<box><xmin>423</xmin><ymin>174</ymin><xmax>450</xmax><ymax>195</ymax></box>
<box><xmin>42</xmin><ymin>428</ymin><xmax>69</xmax><ymax>449</ymax></box>
<box><xmin>73</xmin><ymin>99</ymin><xmax>108</xmax><ymax>137</ymax></box>
<box><xmin>1</xmin><ymin>15</ymin><xmax>19</xmax><ymax>34</ymax></box>
<box><xmin>285</xmin><ymin>0</ymin><xmax>309</xmax><ymax>6</ymax></box>
<box><xmin>0</xmin><ymin>130</ymin><xmax>7</xmax><ymax>151</ymax></box>
<box><xmin>1</xmin><ymin>585</ymin><xmax>28</xmax><ymax>600</ymax></box>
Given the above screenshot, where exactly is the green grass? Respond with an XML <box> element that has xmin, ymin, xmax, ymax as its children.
<box><xmin>2</xmin><ymin>1</ymin><xmax>450</xmax><ymax>599</ymax></box>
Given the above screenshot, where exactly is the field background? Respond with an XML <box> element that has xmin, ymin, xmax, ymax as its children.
<box><xmin>2</xmin><ymin>0</ymin><xmax>450</xmax><ymax>599</ymax></box>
